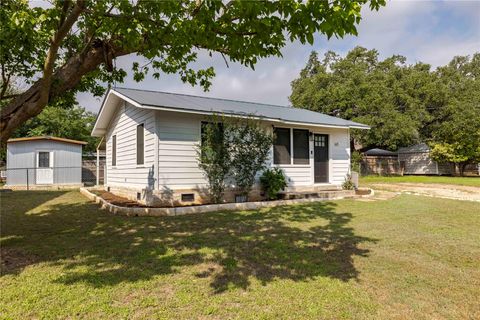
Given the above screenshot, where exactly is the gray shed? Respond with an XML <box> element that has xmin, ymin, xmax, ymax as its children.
<box><xmin>397</xmin><ymin>143</ymin><xmax>452</xmax><ymax>175</ymax></box>
<box><xmin>6</xmin><ymin>136</ymin><xmax>87</xmax><ymax>187</ymax></box>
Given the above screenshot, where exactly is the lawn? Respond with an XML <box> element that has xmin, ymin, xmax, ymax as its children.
<box><xmin>360</xmin><ymin>175</ymin><xmax>480</xmax><ymax>187</ymax></box>
<box><xmin>1</xmin><ymin>191</ymin><xmax>479</xmax><ymax>319</ymax></box>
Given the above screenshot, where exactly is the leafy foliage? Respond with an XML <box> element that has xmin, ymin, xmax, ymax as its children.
<box><xmin>260</xmin><ymin>168</ymin><xmax>288</xmax><ymax>200</ymax></box>
<box><xmin>342</xmin><ymin>174</ymin><xmax>355</xmax><ymax>190</ymax></box>
<box><xmin>12</xmin><ymin>104</ymin><xmax>99</xmax><ymax>154</ymax></box>
<box><xmin>0</xmin><ymin>0</ymin><xmax>386</xmax><ymax>143</ymax></box>
<box><xmin>229</xmin><ymin>118</ymin><xmax>273</xmax><ymax>197</ymax></box>
<box><xmin>197</xmin><ymin>115</ymin><xmax>231</xmax><ymax>204</ymax></box>
<box><xmin>290</xmin><ymin>47</ymin><xmax>432</xmax><ymax>150</ymax></box>
<box><xmin>197</xmin><ymin>114</ymin><xmax>273</xmax><ymax>202</ymax></box>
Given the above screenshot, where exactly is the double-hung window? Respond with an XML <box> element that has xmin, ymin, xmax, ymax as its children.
<box><xmin>273</xmin><ymin>127</ymin><xmax>310</xmax><ymax>165</ymax></box>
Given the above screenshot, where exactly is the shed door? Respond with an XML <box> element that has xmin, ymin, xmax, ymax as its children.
<box><xmin>314</xmin><ymin>134</ymin><xmax>329</xmax><ymax>183</ymax></box>
<box><xmin>36</xmin><ymin>151</ymin><xmax>53</xmax><ymax>184</ymax></box>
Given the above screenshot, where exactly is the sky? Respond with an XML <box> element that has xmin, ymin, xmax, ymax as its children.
<box><xmin>77</xmin><ymin>0</ymin><xmax>480</xmax><ymax>113</ymax></box>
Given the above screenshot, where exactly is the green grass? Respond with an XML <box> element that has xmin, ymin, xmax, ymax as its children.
<box><xmin>360</xmin><ymin>175</ymin><xmax>480</xmax><ymax>187</ymax></box>
<box><xmin>1</xmin><ymin>191</ymin><xmax>479</xmax><ymax>319</ymax></box>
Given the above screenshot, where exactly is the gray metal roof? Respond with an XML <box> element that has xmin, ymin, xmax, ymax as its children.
<box><xmin>114</xmin><ymin>87</ymin><xmax>369</xmax><ymax>129</ymax></box>
<box><xmin>363</xmin><ymin>148</ymin><xmax>398</xmax><ymax>156</ymax></box>
<box><xmin>398</xmin><ymin>143</ymin><xmax>431</xmax><ymax>153</ymax></box>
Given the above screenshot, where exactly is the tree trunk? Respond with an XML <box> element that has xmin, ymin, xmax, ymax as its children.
<box><xmin>0</xmin><ymin>43</ymin><xmax>132</xmax><ymax>145</ymax></box>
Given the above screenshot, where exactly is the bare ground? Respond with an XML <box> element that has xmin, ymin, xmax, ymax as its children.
<box><xmin>369</xmin><ymin>183</ymin><xmax>480</xmax><ymax>202</ymax></box>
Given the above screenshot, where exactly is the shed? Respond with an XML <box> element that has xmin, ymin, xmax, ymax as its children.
<box><xmin>397</xmin><ymin>143</ymin><xmax>452</xmax><ymax>175</ymax></box>
<box><xmin>6</xmin><ymin>136</ymin><xmax>87</xmax><ymax>187</ymax></box>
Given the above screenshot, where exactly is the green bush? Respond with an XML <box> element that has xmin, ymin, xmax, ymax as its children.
<box><xmin>260</xmin><ymin>168</ymin><xmax>287</xmax><ymax>200</ymax></box>
<box><xmin>342</xmin><ymin>174</ymin><xmax>355</xmax><ymax>190</ymax></box>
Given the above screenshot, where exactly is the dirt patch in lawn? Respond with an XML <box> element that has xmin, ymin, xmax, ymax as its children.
<box><xmin>370</xmin><ymin>183</ymin><xmax>480</xmax><ymax>202</ymax></box>
<box><xmin>1</xmin><ymin>248</ymin><xmax>39</xmax><ymax>274</ymax></box>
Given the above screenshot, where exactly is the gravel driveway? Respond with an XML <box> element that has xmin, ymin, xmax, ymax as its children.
<box><xmin>369</xmin><ymin>183</ymin><xmax>480</xmax><ymax>202</ymax></box>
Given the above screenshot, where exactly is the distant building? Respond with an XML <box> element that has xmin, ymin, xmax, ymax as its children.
<box><xmin>6</xmin><ymin>136</ymin><xmax>87</xmax><ymax>187</ymax></box>
<box><xmin>397</xmin><ymin>143</ymin><xmax>453</xmax><ymax>175</ymax></box>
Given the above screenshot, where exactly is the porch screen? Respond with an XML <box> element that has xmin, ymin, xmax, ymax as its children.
<box><xmin>273</xmin><ymin>128</ymin><xmax>291</xmax><ymax>164</ymax></box>
<box><xmin>293</xmin><ymin>129</ymin><xmax>309</xmax><ymax>164</ymax></box>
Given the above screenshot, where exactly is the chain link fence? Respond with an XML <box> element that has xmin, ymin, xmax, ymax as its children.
<box><xmin>1</xmin><ymin>165</ymin><xmax>104</xmax><ymax>189</ymax></box>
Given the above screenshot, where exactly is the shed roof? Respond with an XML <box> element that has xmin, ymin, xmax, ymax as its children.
<box><xmin>397</xmin><ymin>143</ymin><xmax>430</xmax><ymax>153</ymax></box>
<box><xmin>7</xmin><ymin>136</ymin><xmax>87</xmax><ymax>145</ymax></box>
<box><xmin>363</xmin><ymin>148</ymin><xmax>398</xmax><ymax>156</ymax></box>
<box><xmin>92</xmin><ymin>88</ymin><xmax>370</xmax><ymax>136</ymax></box>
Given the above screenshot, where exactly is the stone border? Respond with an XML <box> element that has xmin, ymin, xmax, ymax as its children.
<box><xmin>80</xmin><ymin>187</ymin><xmax>373</xmax><ymax>217</ymax></box>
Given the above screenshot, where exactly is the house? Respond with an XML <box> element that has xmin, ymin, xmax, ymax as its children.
<box><xmin>398</xmin><ymin>143</ymin><xmax>453</xmax><ymax>175</ymax></box>
<box><xmin>6</xmin><ymin>136</ymin><xmax>87</xmax><ymax>188</ymax></box>
<box><xmin>91</xmin><ymin>88</ymin><xmax>369</xmax><ymax>205</ymax></box>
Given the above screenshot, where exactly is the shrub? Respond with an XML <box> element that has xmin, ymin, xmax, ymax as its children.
<box><xmin>260</xmin><ymin>168</ymin><xmax>287</xmax><ymax>200</ymax></box>
<box><xmin>229</xmin><ymin>117</ymin><xmax>273</xmax><ymax>197</ymax></box>
<box><xmin>342</xmin><ymin>173</ymin><xmax>355</xmax><ymax>190</ymax></box>
<box><xmin>196</xmin><ymin>115</ymin><xmax>231</xmax><ymax>203</ymax></box>
<box><xmin>351</xmin><ymin>150</ymin><xmax>362</xmax><ymax>173</ymax></box>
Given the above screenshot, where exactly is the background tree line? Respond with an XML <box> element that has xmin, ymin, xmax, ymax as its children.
<box><xmin>290</xmin><ymin>47</ymin><xmax>480</xmax><ymax>172</ymax></box>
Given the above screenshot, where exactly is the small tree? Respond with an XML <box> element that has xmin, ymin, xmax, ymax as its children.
<box><xmin>196</xmin><ymin>115</ymin><xmax>231</xmax><ymax>203</ymax></box>
<box><xmin>229</xmin><ymin>117</ymin><xmax>273</xmax><ymax>198</ymax></box>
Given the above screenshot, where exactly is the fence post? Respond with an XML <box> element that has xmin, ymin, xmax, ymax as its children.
<box><xmin>26</xmin><ymin>168</ymin><xmax>29</xmax><ymax>190</ymax></box>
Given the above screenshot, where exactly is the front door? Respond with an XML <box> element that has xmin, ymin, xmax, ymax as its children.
<box><xmin>314</xmin><ymin>134</ymin><xmax>329</xmax><ymax>183</ymax></box>
<box><xmin>36</xmin><ymin>151</ymin><xmax>53</xmax><ymax>184</ymax></box>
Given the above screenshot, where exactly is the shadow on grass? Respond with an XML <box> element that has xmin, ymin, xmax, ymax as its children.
<box><xmin>1</xmin><ymin>191</ymin><xmax>377</xmax><ymax>293</ymax></box>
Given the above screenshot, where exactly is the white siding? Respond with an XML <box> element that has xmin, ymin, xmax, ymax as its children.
<box><xmin>399</xmin><ymin>152</ymin><xmax>438</xmax><ymax>175</ymax></box>
<box><xmin>6</xmin><ymin>140</ymin><xmax>82</xmax><ymax>185</ymax></box>
<box><xmin>157</xmin><ymin>111</ymin><xmax>205</xmax><ymax>190</ymax></box>
<box><xmin>105</xmin><ymin>102</ymin><xmax>156</xmax><ymax>189</ymax></box>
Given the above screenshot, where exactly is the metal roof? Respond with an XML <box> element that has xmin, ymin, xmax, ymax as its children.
<box><xmin>113</xmin><ymin>87</ymin><xmax>370</xmax><ymax>129</ymax></box>
<box><xmin>7</xmin><ymin>136</ymin><xmax>87</xmax><ymax>145</ymax></box>
<box><xmin>398</xmin><ymin>143</ymin><xmax>431</xmax><ymax>154</ymax></box>
<box><xmin>363</xmin><ymin>148</ymin><xmax>398</xmax><ymax>156</ymax></box>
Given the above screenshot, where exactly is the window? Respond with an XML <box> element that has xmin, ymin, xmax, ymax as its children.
<box><xmin>181</xmin><ymin>193</ymin><xmax>195</xmax><ymax>202</ymax></box>
<box><xmin>273</xmin><ymin>128</ymin><xmax>291</xmax><ymax>164</ymax></box>
<box><xmin>314</xmin><ymin>135</ymin><xmax>326</xmax><ymax>147</ymax></box>
<box><xmin>137</xmin><ymin>124</ymin><xmax>144</xmax><ymax>165</ymax></box>
<box><xmin>112</xmin><ymin>135</ymin><xmax>116</xmax><ymax>166</ymax></box>
<box><xmin>38</xmin><ymin>152</ymin><xmax>50</xmax><ymax>168</ymax></box>
<box><xmin>293</xmin><ymin>129</ymin><xmax>309</xmax><ymax>164</ymax></box>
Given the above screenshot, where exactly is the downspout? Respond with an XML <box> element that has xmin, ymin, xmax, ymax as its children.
<box><xmin>154</xmin><ymin>111</ymin><xmax>160</xmax><ymax>191</ymax></box>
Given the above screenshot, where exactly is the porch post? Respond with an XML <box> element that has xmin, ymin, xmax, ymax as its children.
<box><xmin>96</xmin><ymin>147</ymin><xmax>100</xmax><ymax>186</ymax></box>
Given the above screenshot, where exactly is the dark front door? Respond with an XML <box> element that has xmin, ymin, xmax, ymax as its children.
<box><xmin>314</xmin><ymin>134</ymin><xmax>329</xmax><ymax>183</ymax></box>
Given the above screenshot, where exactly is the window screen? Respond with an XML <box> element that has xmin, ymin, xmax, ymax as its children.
<box><xmin>137</xmin><ymin>124</ymin><xmax>144</xmax><ymax>165</ymax></box>
<box><xmin>112</xmin><ymin>135</ymin><xmax>116</xmax><ymax>166</ymax></box>
<box><xmin>293</xmin><ymin>129</ymin><xmax>309</xmax><ymax>164</ymax></box>
<box><xmin>38</xmin><ymin>152</ymin><xmax>50</xmax><ymax>168</ymax></box>
<box><xmin>273</xmin><ymin>128</ymin><xmax>291</xmax><ymax>164</ymax></box>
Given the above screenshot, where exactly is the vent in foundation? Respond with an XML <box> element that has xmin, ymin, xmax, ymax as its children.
<box><xmin>181</xmin><ymin>193</ymin><xmax>195</xmax><ymax>202</ymax></box>
<box><xmin>136</xmin><ymin>192</ymin><xmax>141</xmax><ymax>200</ymax></box>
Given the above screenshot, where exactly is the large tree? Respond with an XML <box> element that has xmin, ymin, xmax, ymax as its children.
<box><xmin>0</xmin><ymin>0</ymin><xmax>385</xmax><ymax>144</ymax></box>
<box><xmin>289</xmin><ymin>47</ymin><xmax>434</xmax><ymax>151</ymax></box>
<box><xmin>429</xmin><ymin>54</ymin><xmax>480</xmax><ymax>175</ymax></box>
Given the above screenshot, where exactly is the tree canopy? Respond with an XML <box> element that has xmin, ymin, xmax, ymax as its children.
<box><xmin>290</xmin><ymin>47</ymin><xmax>480</xmax><ymax>167</ymax></box>
<box><xmin>0</xmin><ymin>0</ymin><xmax>385</xmax><ymax>144</ymax></box>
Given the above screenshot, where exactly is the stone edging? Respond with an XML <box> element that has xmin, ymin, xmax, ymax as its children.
<box><xmin>80</xmin><ymin>187</ymin><xmax>374</xmax><ymax>217</ymax></box>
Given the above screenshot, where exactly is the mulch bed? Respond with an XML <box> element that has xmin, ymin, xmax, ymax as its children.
<box><xmin>91</xmin><ymin>190</ymin><xmax>152</xmax><ymax>208</ymax></box>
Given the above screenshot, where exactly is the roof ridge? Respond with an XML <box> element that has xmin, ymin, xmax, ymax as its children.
<box><xmin>114</xmin><ymin>87</ymin><xmax>294</xmax><ymax>110</ymax></box>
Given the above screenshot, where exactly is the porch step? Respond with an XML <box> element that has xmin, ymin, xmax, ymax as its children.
<box><xmin>278</xmin><ymin>189</ymin><xmax>354</xmax><ymax>200</ymax></box>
